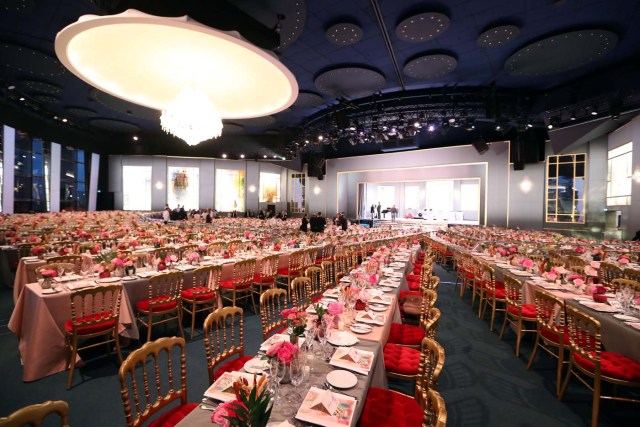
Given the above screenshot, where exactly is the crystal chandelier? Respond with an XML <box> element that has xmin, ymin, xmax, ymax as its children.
<box><xmin>160</xmin><ymin>87</ymin><xmax>223</xmax><ymax>146</ymax></box>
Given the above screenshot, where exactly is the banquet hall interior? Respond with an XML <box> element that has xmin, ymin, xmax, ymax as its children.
<box><xmin>1</xmin><ymin>0</ymin><xmax>640</xmax><ymax>426</ymax></box>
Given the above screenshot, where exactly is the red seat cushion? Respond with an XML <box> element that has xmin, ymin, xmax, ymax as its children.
<box><xmin>359</xmin><ymin>386</ymin><xmax>422</xmax><ymax>427</ymax></box>
<box><xmin>64</xmin><ymin>312</ymin><xmax>116</xmax><ymax>335</ymax></box>
<box><xmin>387</xmin><ymin>322</ymin><xmax>425</xmax><ymax>346</ymax></box>
<box><xmin>277</xmin><ymin>266</ymin><xmax>300</xmax><ymax>276</ymax></box>
<box><xmin>148</xmin><ymin>403</ymin><xmax>198</xmax><ymax>427</ymax></box>
<box><xmin>181</xmin><ymin>287</ymin><xmax>216</xmax><ymax>301</ymax></box>
<box><xmin>540</xmin><ymin>325</ymin><xmax>569</xmax><ymax>345</ymax></box>
<box><xmin>445</xmin><ymin>250</ymin><xmax>453</xmax><ymax>256</ymax></box>
<box><xmin>485</xmin><ymin>288</ymin><xmax>505</xmax><ymax>299</ymax></box>
<box><xmin>495</xmin><ymin>280</ymin><xmax>505</xmax><ymax>289</ymax></box>
<box><xmin>136</xmin><ymin>297</ymin><xmax>178</xmax><ymax>312</ymax></box>
<box><xmin>573</xmin><ymin>351</ymin><xmax>640</xmax><ymax>382</ymax></box>
<box><xmin>407</xmin><ymin>281</ymin><xmax>420</xmax><ymax>292</ymax></box>
<box><xmin>383</xmin><ymin>343</ymin><xmax>420</xmax><ymax>375</ymax></box>
<box><xmin>219</xmin><ymin>279</ymin><xmax>252</xmax><ymax>290</ymax></box>
<box><xmin>412</xmin><ymin>268</ymin><xmax>421</xmax><ymax>275</ymax></box>
<box><xmin>399</xmin><ymin>290</ymin><xmax>420</xmax><ymax>301</ymax></box>
<box><xmin>213</xmin><ymin>355</ymin><xmax>254</xmax><ymax>380</ymax></box>
<box><xmin>405</xmin><ymin>274</ymin><xmax>420</xmax><ymax>282</ymax></box>
<box><xmin>507</xmin><ymin>303</ymin><xmax>536</xmax><ymax>319</ymax></box>
<box><xmin>253</xmin><ymin>274</ymin><xmax>275</xmax><ymax>284</ymax></box>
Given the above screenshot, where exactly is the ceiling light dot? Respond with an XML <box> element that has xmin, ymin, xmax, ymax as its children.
<box><xmin>326</xmin><ymin>22</ymin><xmax>363</xmax><ymax>46</ymax></box>
<box><xmin>396</xmin><ymin>12</ymin><xmax>450</xmax><ymax>42</ymax></box>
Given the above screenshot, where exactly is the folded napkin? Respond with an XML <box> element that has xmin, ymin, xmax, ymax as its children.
<box><xmin>369</xmin><ymin>295</ymin><xmax>392</xmax><ymax>305</ymax></box>
<box><xmin>296</xmin><ymin>387</ymin><xmax>356</xmax><ymax>427</ymax></box>
<box><xmin>355</xmin><ymin>311</ymin><xmax>386</xmax><ymax>326</ymax></box>
<box><xmin>329</xmin><ymin>347</ymin><xmax>374</xmax><ymax>375</ymax></box>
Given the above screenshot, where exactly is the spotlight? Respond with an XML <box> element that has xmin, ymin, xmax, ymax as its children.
<box><xmin>240</xmin><ymin>154</ymin><xmax>245</xmax><ymax>158</ymax></box>
<box><xmin>570</xmin><ymin>112</ymin><xmax>576</xmax><ymax>121</ymax></box>
<box><xmin>222</xmin><ymin>153</ymin><xmax>227</xmax><ymax>158</ymax></box>
<box><xmin>413</xmin><ymin>121</ymin><xmax>421</xmax><ymax>128</ymax></box>
<box><xmin>263</xmin><ymin>155</ymin><xmax>267</xmax><ymax>158</ymax></box>
<box><xmin>590</xmin><ymin>106</ymin><xmax>598</xmax><ymax>116</ymax></box>
<box><xmin>132</xmin><ymin>136</ymin><xmax>139</xmax><ymax>141</ymax></box>
<box><xmin>317</xmin><ymin>135</ymin><xmax>324</xmax><ymax>142</ymax></box>
<box><xmin>496</xmin><ymin>124</ymin><xmax>502</xmax><ymax>131</ymax></box>
<box><xmin>427</xmin><ymin>124</ymin><xmax>435</xmax><ymax>132</ymax></box>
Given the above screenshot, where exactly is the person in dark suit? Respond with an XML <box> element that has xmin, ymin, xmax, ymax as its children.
<box><xmin>315</xmin><ymin>211</ymin><xmax>326</xmax><ymax>232</ymax></box>
<box><xmin>300</xmin><ymin>214</ymin><xmax>308</xmax><ymax>232</ymax></box>
<box><xmin>370</xmin><ymin>204</ymin><xmax>375</xmax><ymax>218</ymax></box>
<box><xmin>376</xmin><ymin>202</ymin><xmax>381</xmax><ymax>219</ymax></box>
<box><xmin>339</xmin><ymin>213</ymin><xmax>348</xmax><ymax>231</ymax></box>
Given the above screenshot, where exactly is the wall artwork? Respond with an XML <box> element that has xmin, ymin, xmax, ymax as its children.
<box><xmin>168</xmin><ymin>166</ymin><xmax>199</xmax><ymax>209</ymax></box>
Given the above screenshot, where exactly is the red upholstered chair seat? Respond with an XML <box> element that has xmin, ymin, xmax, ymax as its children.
<box><xmin>383</xmin><ymin>343</ymin><xmax>420</xmax><ymax>375</ymax></box>
<box><xmin>181</xmin><ymin>287</ymin><xmax>216</xmax><ymax>301</ymax></box>
<box><xmin>412</xmin><ymin>267</ymin><xmax>421</xmax><ymax>275</ymax></box>
<box><xmin>219</xmin><ymin>280</ymin><xmax>252</xmax><ymax>290</ymax></box>
<box><xmin>213</xmin><ymin>355</ymin><xmax>254</xmax><ymax>380</ymax></box>
<box><xmin>540</xmin><ymin>325</ymin><xmax>569</xmax><ymax>345</ymax></box>
<box><xmin>495</xmin><ymin>280</ymin><xmax>505</xmax><ymax>289</ymax></box>
<box><xmin>445</xmin><ymin>250</ymin><xmax>453</xmax><ymax>256</ymax></box>
<box><xmin>407</xmin><ymin>281</ymin><xmax>420</xmax><ymax>292</ymax></box>
<box><xmin>359</xmin><ymin>386</ymin><xmax>422</xmax><ymax>427</ymax></box>
<box><xmin>277</xmin><ymin>266</ymin><xmax>300</xmax><ymax>276</ymax></box>
<box><xmin>135</xmin><ymin>297</ymin><xmax>178</xmax><ymax>312</ymax></box>
<box><xmin>387</xmin><ymin>322</ymin><xmax>425</xmax><ymax>346</ymax></box>
<box><xmin>399</xmin><ymin>290</ymin><xmax>420</xmax><ymax>301</ymax></box>
<box><xmin>507</xmin><ymin>303</ymin><xmax>536</xmax><ymax>319</ymax></box>
<box><xmin>485</xmin><ymin>288</ymin><xmax>505</xmax><ymax>299</ymax></box>
<box><xmin>253</xmin><ymin>274</ymin><xmax>275</xmax><ymax>284</ymax></box>
<box><xmin>315</xmin><ymin>257</ymin><xmax>323</xmax><ymax>264</ymax></box>
<box><xmin>406</xmin><ymin>274</ymin><xmax>420</xmax><ymax>282</ymax></box>
<box><xmin>64</xmin><ymin>313</ymin><xmax>116</xmax><ymax>335</ymax></box>
<box><xmin>148</xmin><ymin>403</ymin><xmax>198</xmax><ymax>427</ymax></box>
<box><xmin>573</xmin><ymin>351</ymin><xmax>640</xmax><ymax>382</ymax></box>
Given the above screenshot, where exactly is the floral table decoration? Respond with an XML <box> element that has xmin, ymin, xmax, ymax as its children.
<box><xmin>211</xmin><ymin>374</ymin><xmax>272</xmax><ymax>427</ymax></box>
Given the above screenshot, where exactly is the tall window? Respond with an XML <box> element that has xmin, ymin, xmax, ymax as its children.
<box><xmin>425</xmin><ymin>180</ymin><xmax>453</xmax><ymax>213</ymax></box>
<box><xmin>259</xmin><ymin>172</ymin><xmax>281</xmax><ymax>203</ymax></box>
<box><xmin>546</xmin><ymin>153</ymin><xmax>586</xmax><ymax>223</ymax></box>
<box><xmin>215</xmin><ymin>169</ymin><xmax>245</xmax><ymax>212</ymax></box>
<box><xmin>607</xmin><ymin>142</ymin><xmax>632</xmax><ymax>206</ymax></box>
<box><xmin>404</xmin><ymin>185</ymin><xmax>420</xmax><ymax>210</ymax></box>
<box><xmin>377</xmin><ymin>186</ymin><xmax>395</xmax><ymax>210</ymax></box>
<box><xmin>167</xmin><ymin>167</ymin><xmax>199</xmax><ymax>209</ymax></box>
<box><xmin>122</xmin><ymin>165</ymin><xmax>152</xmax><ymax>210</ymax></box>
<box><xmin>460</xmin><ymin>181</ymin><xmax>480</xmax><ymax>212</ymax></box>
<box><xmin>14</xmin><ymin>131</ymin><xmax>50</xmax><ymax>213</ymax></box>
<box><xmin>290</xmin><ymin>173</ymin><xmax>305</xmax><ymax>213</ymax></box>
<box><xmin>60</xmin><ymin>146</ymin><xmax>89</xmax><ymax>211</ymax></box>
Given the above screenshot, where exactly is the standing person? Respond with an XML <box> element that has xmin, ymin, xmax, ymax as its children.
<box><xmin>300</xmin><ymin>214</ymin><xmax>308</xmax><ymax>232</ymax></box>
<box><xmin>162</xmin><ymin>207</ymin><xmax>170</xmax><ymax>224</ymax></box>
<box><xmin>376</xmin><ymin>202</ymin><xmax>381</xmax><ymax>219</ymax></box>
<box><xmin>370</xmin><ymin>204</ymin><xmax>375</xmax><ymax>219</ymax></box>
<box><xmin>339</xmin><ymin>213</ymin><xmax>348</xmax><ymax>231</ymax></box>
<box><xmin>316</xmin><ymin>211</ymin><xmax>326</xmax><ymax>233</ymax></box>
<box><xmin>205</xmin><ymin>209</ymin><xmax>212</xmax><ymax>224</ymax></box>
<box><xmin>258</xmin><ymin>209</ymin><xmax>266</xmax><ymax>220</ymax></box>
<box><xmin>390</xmin><ymin>205</ymin><xmax>398</xmax><ymax>222</ymax></box>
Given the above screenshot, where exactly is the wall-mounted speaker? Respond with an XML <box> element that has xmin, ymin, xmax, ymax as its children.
<box><xmin>514</xmin><ymin>161</ymin><xmax>525</xmax><ymax>171</ymax></box>
<box><xmin>472</xmin><ymin>139</ymin><xmax>489</xmax><ymax>154</ymax></box>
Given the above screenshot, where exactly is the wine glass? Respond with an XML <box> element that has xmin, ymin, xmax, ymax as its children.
<box><xmin>273</xmin><ymin>359</ymin><xmax>287</xmax><ymax>400</ymax></box>
<box><xmin>286</xmin><ymin>359</ymin><xmax>304</xmax><ymax>403</ymax></box>
<box><xmin>56</xmin><ymin>266</ymin><xmax>65</xmax><ymax>280</ymax></box>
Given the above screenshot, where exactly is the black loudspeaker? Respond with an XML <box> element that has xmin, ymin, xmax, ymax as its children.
<box><xmin>514</xmin><ymin>161</ymin><xmax>525</xmax><ymax>171</ymax></box>
<box><xmin>472</xmin><ymin>139</ymin><xmax>489</xmax><ymax>154</ymax></box>
<box><xmin>97</xmin><ymin>191</ymin><xmax>114</xmax><ymax>210</ymax></box>
<box><xmin>308</xmin><ymin>155</ymin><xmax>326</xmax><ymax>178</ymax></box>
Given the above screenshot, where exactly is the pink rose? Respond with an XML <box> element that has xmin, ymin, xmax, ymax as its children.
<box><xmin>266</xmin><ymin>341</ymin><xmax>285</xmax><ymax>357</ymax></box>
<box><xmin>509</xmin><ymin>247</ymin><xmax>517</xmax><ymax>253</ymax></box>
<box><xmin>327</xmin><ymin>302</ymin><xmax>344</xmax><ymax>316</ymax></box>
<box><xmin>522</xmin><ymin>259</ymin><xmax>534</xmax><ymax>269</ymax></box>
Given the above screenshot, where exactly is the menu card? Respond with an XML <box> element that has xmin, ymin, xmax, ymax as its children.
<box><xmin>296</xmin><ymin>387</ymin><xmax>357</xmax><ymax>427</ymax></box>
<box><xmin>378</xmin><ymin>279</ymin><xmax>400</xmax><ymax>288</ymax></box>
<box><xmin>355</xmin><ymin>311</ymin><xmax>386</xmax><ymax>326</ymax></box>
<box><xmin>204</xmin><ymin>371</ymin><xmax>255</xmax><ymax>402</ymax></box>
<box><xmin>369</xmin><ymin>295</ymin><xmax>392</xmax><ymax>305</ymax></box>
<box><xmin>330</xmin><ymin>347</ymin><xmax>374</xmax><ymax>375</ymax></box>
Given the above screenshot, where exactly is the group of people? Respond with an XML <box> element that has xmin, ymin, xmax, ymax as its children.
<box><xmin>162</xmin><ymin>206</ymin><xmax>219</xmax><ymax>224</ymax></box>
<box><xmin>370</xmin><ymin>202</ymin><xmax>398</xmax><ymax>221</ymax></box>
<box><xmin>257</xmin><ymin>209</ymin><xmax>288</xmax><ymax>220</ymax></box>
<box><xmin>300</xmin><ymin>212</ymin><xmax>332</xmax><ymax>232</ymax></box>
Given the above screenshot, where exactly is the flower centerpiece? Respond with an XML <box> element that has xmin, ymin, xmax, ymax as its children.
<box><xmin>281</xmin><ymin>307</ymin><xmax>307</xmax><ymax>343</ymax></box>
<box><xmin>211</xmin><ymin>374</ymin><xmax>272</xmax><ymax>427</ymax></box>
<box><xmin>187</xmin><ymin>251</ymin><xmax>200</xmax><ymax>266</ymax></box>
<box><xmin>39</xmin><ymin>269</ymin><xmax>57</xmax><ymax>289</ymax></box>
<box><xmin>94</xmin><ymin>250</ymin><xmax>116</xmax><ymax>278</ymax></box>
<box><xmin>32</xmin><ymin>246</ymin><xmax>47</xmax><ymax>259</ymax></box>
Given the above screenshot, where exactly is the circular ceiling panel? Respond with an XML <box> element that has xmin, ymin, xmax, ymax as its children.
<box><xmin>477</xmin><ymin>24</ymin><xmax>520</xmax><ymax>48</ymax></box>
<box><xmin>294</xmin><ymin>91</ymin><xmax>325</xmax><ymax>108</ymax></box>
<box><xmin>276</xmin><ymin>0</ymin><xmax>306</xmax><ymax>50</ymax></box>
<box><xmin>3</xmin><ymin>0</ymin><xmax>35</xmax><ymax>12</ymax></box>
<box><xmin>221</xmin><ymin>122</ymin><xmax>244</xmax><ymax>134</ymax></box>
<box><xmin>315</xmin><ymin>66</ymin><xmax>385</xmax><ymax>98</ymax></box>
<box><xmin>89</xmin><ymin>118</ymin><xmax>141</xmax><ymax>132</ymax></box>
<box><xmin>90</xmin><ymin>88</ymin><xmax>159</xmax><ymax>120</ymax></box>
<box><xmin>20</xmin><ymin>79</ymin><xmax>62</xmax><ymax>95</ymax></box>
<box><xmin>32</xmin><ymin>94</ymin><xmax>61</xmax><ymax>105</ymax></box>
<box><xmin>326</xmin><ymin>22</ymin><xmax>363</xmax><ymax>46</ymax></box>
<box><xmin>234</xmin><ymin>116</ymin><xmax>276</xmax><ymax>127</ymax></box>
<box><xmin>1</xmin><ymin>42</ymin><xmax>67</xmax><ymax>77</ymax></box>
<box><xmin>66</xmin><ymin>106</ymin><xmax>98</xmax><ymax>117</ymax></box>
<box><xmin>505</xmin><ymin>29</ymin><xmax>617</xmax><ymax>76</ymax></box>
<box><xmin>396</xmin><ymin>12</ymin><xmax>450</xmax><ymax>43</ymax></box>
<box><xmin>404</xmin><ymin>53</ymin><xmax>457</xmax><ymax>79</ymax></box>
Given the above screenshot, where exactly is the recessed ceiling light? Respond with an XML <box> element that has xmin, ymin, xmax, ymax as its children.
<box><xmin>263</xmin><ymin>155</ymin><xmax>267</xmax><ymax>158</ymax></box>
<box><xmin>133</xmin><ymin>135</ymin><xmax>139</xmax><ymax>141</ymax></box>
<box><xmin>222</xmin><ymin>153</ymin><xmax>227</xmax><ymax>158</ymax></box>
<box><xmin>240</xmin><ymin>154</ymin><xmax>245</xmax><ymax>158</ymax></box>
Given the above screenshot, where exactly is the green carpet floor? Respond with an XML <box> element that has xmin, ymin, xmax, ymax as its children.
<box><xmin>0</xmin><ymin>265</ymin><xmax>637</xmax><ymax>426</ymax></box>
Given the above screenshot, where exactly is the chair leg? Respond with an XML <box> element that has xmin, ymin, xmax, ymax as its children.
<box><xmin>527</xmin><ymin>333</ymin><xmax>540</xmax><ymax>370</ymax></box>
<box><xmin>515</xmin><ymin>319</ymin><xmax>523</xmax><ymax>357</ymax></box>
<box><xmin>189</xmin><ymin>304</ymin><xmax>197</xmax><ymax>340</ymax></box>
<box><xmin>67</xmin><ymin>337</ymin><xmax>78</xmax><ymax>390</ymax></box>
<box><xmin>591</xmin><ymin>377</ymin><xmax>601</xmax><ymax>427</ymax></box>
<box><xmin>114</xmin><ymin>331</ymin><xmax>123</xmax><ymax>364</ymax></box>
<box><xmin>555</xmin><ymin>345</ymin><xmax>565</xmax><ymax>398</ymax></box>
<box><xmin>177</xmin><ymin>308</ymin><xmax>185</xmax><ymax>339</ymax></box>
<box><xmin>559</xmin><ymin>360</ymin><xmax>572</xmax><ymax>400</ymax></box>
<box><xmin>498</xmin><ymin>314</ymin><xmax>508</xmax><ymax>340</ymax></box>
<box><xmin>489</xmin><ymin>302</ymin><xmax>498</xmax><ymax>332</ymax></box>
<box><xmin>147</xmin><ymin>313</ymin><xmax>153</xmax><ymax>342</ymax></box>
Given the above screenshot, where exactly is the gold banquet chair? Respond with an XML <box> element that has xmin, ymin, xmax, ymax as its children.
<box><xmin>135</xmin><ymin>271</ymin><xmax>185</xmax><ymax>342</ymax></box>
<box><xmin>219</xmin><ymin>258</ymin><xmax>257</xmax><ymax>311</ymax></box>
<box><xmin>423</xmin><ymin>389</ymin><xmax>447</xmax><ymax>427</ymax></box>
<box><xmin>118</xmin><ymin>337</ymin><xmax>197</xmax><ymax>427</ymax></box>
<box><xmin>180</xmin><ymin>265</ymin><xmax>221</xmax><ymax>339</ymax></box>
<box><xmin>259</xmin><ymin>288</ymin><xmax>288</xmax><ymax>340</ymax></box>
<box><xmin>0</xmin><ymin>400</ymin><xmax>69</xmax><ymax>427</ymax></box>
<box><xmin>203</xmin><ymin>306</ymin><xmax>252</xmax><ymax>383</ymax></box>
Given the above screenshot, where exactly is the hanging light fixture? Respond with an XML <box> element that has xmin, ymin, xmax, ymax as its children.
<box><xmin>55</xmin><ymin>9</ymin><xmax>298</xmax><ymax>146</ymax></box>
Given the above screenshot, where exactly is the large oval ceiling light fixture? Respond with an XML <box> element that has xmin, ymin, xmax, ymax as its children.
<box><xmin>55</xmin><ymin>9</ymin><xmax>298</xmax><ymax>146</ymax></box>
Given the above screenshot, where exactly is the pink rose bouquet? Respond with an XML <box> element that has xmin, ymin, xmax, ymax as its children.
<box><xmin>327</xmin><ymin>301</ymin><xmax>344</xmax><ymax>316</ymax></box>
<box><xmin>521</xmin><ymin>258</ymin><xmax>534</xmax><ymax>269</ymax></box>
<box><xmin>266</xmin><ymin>341</ymin><xmax>299</xmax><ymax>365</ymax></box>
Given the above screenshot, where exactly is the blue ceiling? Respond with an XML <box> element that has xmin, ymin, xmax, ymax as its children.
<box><xmin>1</xmin><ymin>0</ymin><xmax>639</xmax><ymax>161</ymax></box>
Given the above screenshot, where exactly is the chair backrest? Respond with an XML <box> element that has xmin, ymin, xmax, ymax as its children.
<box><xmin>321</xmin><ymin>260</ymin><xmax>335</xmax><ymax>288</ymax></box>
<box><xmin>425</xmin><ymin>276</ymin><xmax>440</xmax><ymax>292</ymax></box>
<box><xmin>259</xmin><ymin>288</ymin><xmax>288</xmax><ymax>340</ymax></box>
<box><xmin>611</xmin><ymin>277</ymin><xmax>640</xmax><ymax>296</ymax></box>
<box><xmin>232</xmin><ymin>258</ymin><xmax>256</xmax><ymax>286</ymax></box>
<box><xmin>206</xmin><ymin>241</ymin><xmax>226</xmax><ymax>256</ymax></box>
<box><xmin>533</xmin><ymin>288</ymin><xmax>565</xmax><ymax>335</ymax></box>
<box><xmin>624</xmin><ymin>268</ymin><xmax>640</xmax><ymax>283</ymax></box>
<box><xmin>203</xmin><ymin>307</ymin><xmax>245</xmax><ymax>384</ymax></box>
<box><xmin>480</xmin><ymin>263</ymin><xmax>496</xmax><ymax>291</ymax></box>
<box><xmin>598</xmin><ymin>262</ymin><xmax>623</xmax><ymax>288</ymax></box>
<box><xmin>414</xmin><ymin>337</ymin><xmax>445</xmax><ymax>400</ymax></box>
<box><xmin>290</xmin><ymin>277</ymin><xmax>312</xmax><ymax>310</ymax></box>
<box><xmin>566</xmin><ymin>255</ymin><xmax>585</xmax><ymax>268</ymax></box>
<box><xmin>192</xmin><ymin>265</ymin><xmax>222</xmax><ymax>293</ymax></box>
<box><xmin>178</xmin><ymin>244</ymin><xmax>198</xmax><ymax>260</ymax></box>
<box><xmin>321</xmin><ymin>244</ymin><xmax>334</xmax><ymax>261</ymax></box>
<box><xmin>287</xmin><ymin>250</ymin><xmax>305</xmax><ymax>275</ymax></box>
<box><xmin>564</xmin><ymin>304</ymin><xmax>602</xmax><ymax>371</ymax></box>
<box><xmin>0</xmin><ymin>400</ymin><xmax>69</xmax><ymax>427</ymax></box>
<box><xmin>422</xmin><ymin>389</ymin><xmax>447</xmax><ymax>427</ymax></box>
<box><xmin>16</xmin><ymin>243</ymin><xmax>37</xmax><ymax>258</ymax></box>
<box><xmin>152</xmin><ymin>246</ymin><xmax>179</xmax><ymax>260</ymax></box>
<box><xmin>503</xmin><ymin>275</ymin><xmax>524</xmax><ymax>310</ymax></box>
<box><xmin>69</xmin><ymin>284</ymin><xmax>123</xmax><ymax>336</ymax></box>
<box><xmin>304</xmin><ymin>265</ymin><xmax>325</xmax><ymax>300</ymax></box>
<box><xmin>422</xmin><ymin>306</ymin><xmax>441</xmax><ymax>339</ymax></box>
<box><xmin>118</xmin><ymin>336</ymin><xmax>188</xmax><ymax>427</ymax></box>
<box><xmin>35</xmin><ymin>263</ymin><xmax>75</xmax><ymax>279</ymax></box>
<box><xmin>147</xmin><ymin>271</ymin><xmax>184</xmax><ymax>307</ymax></box>
<box><xmin>333</xmin><ymin>253</ymin><xmax>349</xmax><ymax>279</ymax></box>
<box><xmin>258</xmin><ymin>254</ymin><xmax>279</xmax><ymax>280</ymax></box>
<box><xmin>48</xmin><ymin>255</ymin><xmax>82</xmax><ymax>274</ymax></box>
<box><xmin>301</xmin><ymin>248</ymin><xmax>317</xmax><ymax>270</ymax></box>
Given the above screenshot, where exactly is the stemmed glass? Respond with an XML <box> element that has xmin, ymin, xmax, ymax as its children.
<box><xmin>284</xmin><ymin>358</ymin><xmax>304</xmax><ymax>405</ymax></box>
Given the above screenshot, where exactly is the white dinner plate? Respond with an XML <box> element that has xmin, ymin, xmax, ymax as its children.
<box><xmin>243</xmin><ymin>357</ymin><xmax>269</xmax><ymax>374</ymax></box>
<box><xmin>97</xmin><ymin>277</ymin><xmax>121</xmax><ymax>283</ymax></box>
<box><xmin>121</xmin><ymin>276</ymin><xmax>137</xmax><ymax>281</ymax></box>
<box><xmin>378</xmin><ymin>287</ymin><xmax>393</xmax><ymax>293</ymax></box>
<box><xmin>327</xmin><ymin>331</ymin><xmax>359</xmax><ymax>346</ymax></box>
<box><xmin>326</xmin><ymin>370</ymin><xmax>357</xmax><ymax>389</ymax></box>
<box><xmin>369</xmin><ymin>303</ymin><xmax>387</xmax><ymax>312</ymax></box>
<box><xmin>349</xmin><ymin>323</ymin><xmax>372</xmax><ymax>334</ymax></box>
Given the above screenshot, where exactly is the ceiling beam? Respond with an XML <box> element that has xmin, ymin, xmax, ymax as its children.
<box><xmin>370</xmin><ymin>0</ymin><xmax>405</xmax><ymax>91</ymax></box>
